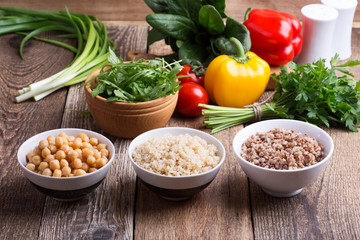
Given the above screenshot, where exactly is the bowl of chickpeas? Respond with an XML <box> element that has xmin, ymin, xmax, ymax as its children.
<box><xmin>17</xmin><ymin>128</ymin><xmax>115</xmax><ymax>201</ymax></box>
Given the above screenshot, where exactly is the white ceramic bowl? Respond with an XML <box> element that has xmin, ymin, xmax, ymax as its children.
<box><xmin>128</xmin><ymin>127</ymin><xmax>226</xmax><ymax>200</ymax></box>
<box><xmin>17</xmin><ymin>128</ymin><xmax>115</xmax><ymax>201</ymax></box>
<box><xmin>233</xmin><ymin>119</ymin><xmax>334</xmax><ymax>197</ymax></box>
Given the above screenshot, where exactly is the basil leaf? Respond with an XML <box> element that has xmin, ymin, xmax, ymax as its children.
<box><xmin>147</xmin><ymin>28</ymin><xmax>167</xmax><ymax>45</ymax></box>
<box><xmin>166</xmin><ymin>0</ymin><xmax>202</xmax><ymax>22</ymax></box>
<box><xmin>144</xmin><ymin>0</ymin><xmax>169</xmax><ymax>13</ymax></box>
<box><xmin>178</xmin><ymin>41</ymin><xmax>208</xmax><ymax>63</ymax></box>
<box><xmin>201</xmin><ymin>0</ymin><xmax>226</xmax><ymax>18</ymax></box>
<box><xmin>213</xmin><ymin>36</ymin><xmax>236</xmax><ymax>55</ymax></box>
<box><xmin>225</xmin><ymin>17</ymin><xmax>251</xmax><ymax>53</ymax></box>
<box><xmin>198</xmin><ymin>5</ymin><xmax>224</xmax><ymax>35</ymax></box>
<box><xmin>146</xmin><ymin>13</ymin><xmax>197</xmax><ymax>41</ymax></box>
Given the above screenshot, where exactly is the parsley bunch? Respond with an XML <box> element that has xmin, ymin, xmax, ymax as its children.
<box><xmin>200</xmin><ymin>55</ymin><xmax>360</xmax><ymax>133</ymax></box>
<box><xmin>89</xmin><ymin>49</ymin><xmax>182</xmax><ymax>103</ymax></box>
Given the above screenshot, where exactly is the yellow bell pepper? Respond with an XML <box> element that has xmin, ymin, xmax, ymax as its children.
<box><xmin>204</xmin><ymin>37</ymin><xmax>270</xmax><ymax>108</ymax></box>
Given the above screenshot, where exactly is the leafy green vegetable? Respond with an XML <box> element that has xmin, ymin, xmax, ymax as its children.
<box><xmin>144</xmin><ymin>0</ymin><xmax>250</xmax><ymax>66</ymax></box>
<box><xmin>89</xmin><ymin>49</ymin><xmax>182</xmax><ymax>103</ymax></box>
<box><xmin>200</xmin><ymin>55</ymin><xmax>360</xmax><ymax>133</ymax></box>
<box><xmin>198</xmin><ymin>5</ymin><xmax>224</xmax><ymax>35</ymax></box>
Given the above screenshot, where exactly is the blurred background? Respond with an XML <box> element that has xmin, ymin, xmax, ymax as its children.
<box><xmin>3</xmin><ymin>0</ymin><xmax>359</xmax><ymax>23</ymax></box>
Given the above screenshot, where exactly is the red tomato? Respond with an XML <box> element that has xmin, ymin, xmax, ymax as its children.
<box><xmin>176</xmin><ymin>82</ymin><xmax>209</xmax><ymax>117</ymax></box>
<box><xmin>177</xmin><ymin>65</ymin><xmax>205</xmax><ymax>86</ymax></box>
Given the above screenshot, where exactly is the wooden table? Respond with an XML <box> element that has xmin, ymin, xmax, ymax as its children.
<box><xmin>1</xmin><ymin>15</ymin><xmax>360</xmax><ymax>240</ymax></box>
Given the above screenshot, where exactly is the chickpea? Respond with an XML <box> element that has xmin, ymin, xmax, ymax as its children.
<box><xmin>97</xmin><ymin>144</ymin><xmax>106</xmax><ymax>151</ymax></box>
<box><xmin>44</xmin><ymin>154</ymin><xmax>55</xmax><ymax>163</ymax></box>
<box><xmin>86</xmin><ymin>155</ymin><xmax>96</xmax><ymax>165</ymax></box>
<box><xmin>100</xmin><ymin>148</ymin><xmax>109</xmax><ymax>158</ymax></box>
<box><xmin>68</xmin><ymin>135</ymin><xmax>75</xmax><ymax>142</ymax></box>
<box><xmin>81</xmin><ymin>142</ymin><xmax>93</xmax><ymax>150</ymax></box>
<box><xmin>38</xmin><ymin>139</ymin><xmax>49</xmax><ymax>150</ymax></box>
<box><xmin>47</xmin><ymin>135</ymin><xmax>55</xmax><ymax>145</ymax></box>
<box><xmin>53</xmin><ymin>169</ymin><xmax>62</xmax><ymax>177</ymax></box>
<box><xmin>33</xmin><ymin>146</ymin><xmax>41</xmax><ymax>156</ymax></box>
<box><xmin>96</xmin><ymin>157</ymin><xmax>108</xmax><ymax>168</ymax></box>
<box><xmin>55</xmin><ymin>150</ymin><xmax>66</xmax><ymax>160</ymax></box>
<box><xmin>32</xmin><ymin>155</ymin><xmax>42</xmax><ymax>165</ymax></box>
<box><xmin>82</xmin><ymin>148</ymin><xmax>94</xmax><ymax>159</ymax></box>
<box><xmin>55</xmin><ymin>136</ymin><xmax>64</xmax><ymax>147</ymax></box>
<box><xmin>58</xmin><ymin>132</ymin><xmax>68</xmax><ymax>139</ymax></box>
<box><xmin>74</xmin><ymin>169</ymin><xmax>87</xmax><ymax>176</ymax></box>
<box><xmin>26</xmin><ymin>163</ymin><xmax>36</xmax><ymax>171</ymax></box>
<box><xmin>78</xmin><ymin>133</ymin><xmax>89</xmax><ymax>143</ymax></box>
<box><xmin>48</xmin><ymin>144</ymin><xmax>57</xmax><ymax>154</ymax></box>
<box><xmin>38</xmin><ymin>161</ymin><xmax>49</xmax><ymax>171</ymax></box>
<box><xmin>60</xmin><ymin>144</ymin><xmax>70</xmax><ymax>153</ymax></box>
<box><xmin>41</xmin><ymin>147</ymin><xmax>51</xmax><ymax>158</ymax></box>
<box><xmin>62</xmin><ymin>166</ymin><xmax>71</xmax><ymax>177</ymax></box>
<box><xmin>71</xmin><ymin>158</ymin><xmax>82</xmax><ymax>169</ymax></box>
<box><xmin>67</xmin><ymin>150</ymin><xmax>78</xmax><ymax>161</ymax></box>
<box><xmin>81</xmin><ymin>162</ymin><xmax>89</xmax><ymax>172</ymax></box>
<box><xmin>89</xmin><ymin>138</ymin><xmax>98</xmax><ymax>146</ymax></box>
<box><xmin>26</xmin><ymin>152</ymin><xmax>34</xmax><ymax>162</ymax></box>
<box><xmin>50</xmin><ymin>159</ymin><xmax>60</xmax><ymax>170</ymax></box>
<box><xmin>26</xmin><ymin>133</ymin><xmax>109</xmax><ymax>178</ymax></box>
<box><xmin>60</xmin><ymin>159</ymin><xmax>69</xmax><ymax>168</ymax></box>
<box><xmin>72</xmin><ymin>138</ymin><xmax>82</xmax><ymax>149</ymax></box>
<box><xmin>42</xmin><ymin>168</ymin><xmax>52</xmax><ymax>176</ymax></box>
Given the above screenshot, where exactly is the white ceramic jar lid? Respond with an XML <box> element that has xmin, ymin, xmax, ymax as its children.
<box><xmin>301</xmin><ymin>4</ymin><xmax>339</xmax><ymax>21</ymax></box>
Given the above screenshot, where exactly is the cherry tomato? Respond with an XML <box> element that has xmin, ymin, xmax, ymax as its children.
<box><xmin>177</xmin><ymin>65</ymin><xmax>205</xmax><ymax>86</ymax></box>
<box><xmin>176</xmin><ymin>82</ymin><xmax>209</xmax><ymax>117</ymax></box>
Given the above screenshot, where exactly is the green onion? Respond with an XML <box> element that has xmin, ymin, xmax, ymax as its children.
<box><xmin>0</xmin><ymin>6</ymin><xmax>115</xmax><ymax>102</ymax></box>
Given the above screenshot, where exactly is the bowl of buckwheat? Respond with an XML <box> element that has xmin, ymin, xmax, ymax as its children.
<box><xmin>232</xmin><ymin>119</ymin><xmax>334</xmax><ymax>197</ymax></box>
<box><xmin>17</xmin><ymin>128</ymin><xmax>115</xmax><ymax>201</ymax></box>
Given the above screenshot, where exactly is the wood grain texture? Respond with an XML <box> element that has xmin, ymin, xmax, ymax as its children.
<box><xmin>134</xmin><ymin>114</ymin><xmax>253</xmax><ymax>240</ymax></box>
<box><xmin>248</xmin><ymin>30</ymin><xmax>360</xmax><ymax>240</ymax></box>
<box><xmin>35</xmin><ymin>24</ymin><xmax>149</xmax><ymax>240</ymax></box>
<box><xmin>0</xmin><ymin>32</ymin><xmax>74</xmax><ymax>240</ymax></box>
<box><xmin>1</xmin><ymin>0</ymin><xmax>360</xmax><ymax>23</ymax></box>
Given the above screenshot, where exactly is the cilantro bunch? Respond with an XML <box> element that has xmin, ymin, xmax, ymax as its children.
<box><xmin>88</xmin><ymin>49</ymin><xmax>182</xmax><ymax>103</ymax></box>
<box><xmin>200</xmin><ymin>55</ymin><xmax>360</xmax><ymax>133</ymax></box>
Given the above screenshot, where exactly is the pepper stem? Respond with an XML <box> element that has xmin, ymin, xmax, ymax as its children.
<box><xmin>244</xmin><ymin>8</ymin><xmax>252</xmax><ymax>21</ymax></box>
<box><xmin>229</xmin><ymin>37</ymin><xmax>249</xmax><ymax>64</ymax></box>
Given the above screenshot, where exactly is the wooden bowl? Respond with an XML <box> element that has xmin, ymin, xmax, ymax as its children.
<box><xmin>84</xmin><ymin>67</ymin><xmax>179</xmax><ymax>139</ymax></box>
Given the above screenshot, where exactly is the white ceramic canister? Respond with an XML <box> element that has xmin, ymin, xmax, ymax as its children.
<box><xmin>296</xmin><ymin>4</ymin><xmax>339</xmax><ymax>67</ymax></box>
<box><xmin>321</xmin><ymin>0</ymin><xmax>358</xmax><ymax>60</ymax></box>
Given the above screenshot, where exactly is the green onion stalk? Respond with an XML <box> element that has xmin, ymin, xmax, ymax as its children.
<box><xmin>0</xmin><ymin>6</ymin><xmax>115</xmax><ymax>102</ymax></box>
<box><xmin>199</xmin><ymin>95</ymin><xmax>288</xmax><ymax>134</ymax></box>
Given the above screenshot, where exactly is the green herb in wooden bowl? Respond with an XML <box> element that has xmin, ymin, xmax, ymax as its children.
<box><xmin>88</xmin><ymin>49</ymin><xmax>182</xmax><ymax>103</ymax></box>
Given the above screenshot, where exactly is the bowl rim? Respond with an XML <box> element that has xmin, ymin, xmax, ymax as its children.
<box><xmin>128</xmin><ymin>127</ymin><xmax>226</xmax><ymax>179</ymax></box>
<box><xmin>232</xmin><ymin>119</ymin><xmax>334</xmax><ymax>173</ymax></box>
<box><xmin>17</xmin><ymin>128</ymin><xmax>116</xmax><ymax>180</ymax></box>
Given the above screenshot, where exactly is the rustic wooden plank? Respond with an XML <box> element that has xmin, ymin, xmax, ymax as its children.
<box><xmin>1</xmin><ymin>0</ymin><xmax>359</xmax><ymax>23</ymax></box>
<box><xmin>249</xmin><ymin>127</ymin><xmax>360</xmax><ymax>240</ymax></box>
<box><xmin>134</xmin><ymin>115</ymin><xmax>253</xmax><ymax>240</ymax></box>
<box><xmin>0</xmin><ymin>33</ymin><xmax>74</xmax><ymax>238</ymax></box>
<box><xmin>35</xmin><ymin>24</ymin><xmax>148</xmax><ymax>240</ymax></box>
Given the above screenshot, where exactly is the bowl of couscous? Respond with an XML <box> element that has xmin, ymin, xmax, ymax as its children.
<box><xmin>17</xmin><ymin>128</ymin><xmax>115</xmax><ymax>201</ymax></box>
<box><xmin>232</xmin><ymin>119</ymin><xmax>334</xmax><ymax>197</ymax></box>
<box><xmin>128</xmin><ymin>127</ymin><xmax>226</xmax><ymax>201</ymax></box>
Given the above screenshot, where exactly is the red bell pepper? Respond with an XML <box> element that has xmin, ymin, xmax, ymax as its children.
<box><xmin>243</xmin><ymin>9</ymin><xmax>303</xmax><ymax>66</ymax></box>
